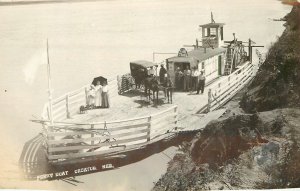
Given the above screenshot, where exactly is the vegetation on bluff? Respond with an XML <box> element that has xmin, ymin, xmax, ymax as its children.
<box><xmin>153</xmin><ymin>5</ymin><xmax>300</xmax><ymax>190</ymax></box>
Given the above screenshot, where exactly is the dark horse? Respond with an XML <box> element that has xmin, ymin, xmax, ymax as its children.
<box><xmin>143</xmin><ymin>76</ymin><xmax>161</xmax><ymax>104</ymax></box>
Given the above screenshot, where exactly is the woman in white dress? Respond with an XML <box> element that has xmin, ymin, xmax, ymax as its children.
<box><xmin>94</xmin><ymin>81</ymin><xmax>102</xmax><ymax>108</ymax></box>
<box><xmin>88</xmin><ymin>84</ymin><xmax>96</xmax><ymax>108</ymax></box>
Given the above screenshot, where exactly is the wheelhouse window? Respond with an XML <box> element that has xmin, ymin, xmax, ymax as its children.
<box><xmin>210</xmin><ymin>28</ymin><xmax>217</xmax><ymax>37</ymax></box>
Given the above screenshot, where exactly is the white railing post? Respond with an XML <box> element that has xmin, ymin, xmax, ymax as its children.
<box><xmin>66</xmin><ymin>95</ymin><xmax>70</xmax><ymax>119</ymax></box>
<box><xmin>91</xmin><ymin>124</ymin><xmax>94</xmax><ymax>145</ymax></box>
<box><xmin>207</xmin><ymin>89</ymin><xmax>212</xmax><ymax>112</ymax></box>
<box><xmin>174</xmin><ymin>106</ymin><xmax>178</xmax><ymax>130</ymax></box>
<box><xmin>147</xmin><ymin>116</ymin><xmax>151</xmax><ymax>141</ymax></box>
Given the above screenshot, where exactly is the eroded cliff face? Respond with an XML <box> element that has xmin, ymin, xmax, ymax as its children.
<box><xmin>240</xmin><ymin>6</ymin><xmax>300</xmax><ymax>113</ymax></box>
<box><xmin>153</xmin><ymin>109</ymin><xmax>300</xmax><ymax>190</ymax></box>
<box><xmin>153</xmin><ymin>6</ymin><xmax>300</xmax><ymax>191</ymax></box>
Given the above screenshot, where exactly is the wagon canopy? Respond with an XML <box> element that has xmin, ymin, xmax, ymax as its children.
<box><xmin>130</xmin><ymin>60</ymin><xmax>157</xmax><ymax>70</ymax></box>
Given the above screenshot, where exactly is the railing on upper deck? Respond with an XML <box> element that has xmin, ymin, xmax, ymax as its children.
<box><xmin>42</xmin><ymin>78</ymin><xmax>118</xmax><ymax>121</ymax></box>
<box><xmin>206</xmin><ymin>61</ymin><xmax>257</xmax><ymax>112</ymax></box>
<box><xmin>40</xmin><ymin>105</ymin><xmax>178</xmax><ymax>161</ymax></box>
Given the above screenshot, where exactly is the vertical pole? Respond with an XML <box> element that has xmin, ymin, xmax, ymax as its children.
<box><xmin>85</xmin><ymin>87</ymin><xmax>89</xmax><ymax>106</ymax></box>
<box><xmin>248</xmin><ymin>38</ymin><xmax>252</xmax><ymax>63</ymax></box>
<box><xmin>207</xmin><ymin>89</ymin><xmax>212</xmax><ymax>112</ymax></box>
<box><xmin>46</xmin><ymin>39</ymin><xmax>54</xmax><ymax>159</ymax></box>
<box><xmin>91</xmin><ymin>124</ymin><xmax>94</xmax><ymax>145</ymax></box>
<box><xmin>66</xmin><ymin>95</ymin><xmax>70</xmax><ymax>119</ymax></box>
<box><xmin>174</xmin><ymin>106</ymin><xmax>177</xmax><ymax>130</ymax></box>
<box><xmin>46</xmin><ymin>39</ymin><xmax>54</xmax><ymax>126</ymax></box>
<box><xmin>147</xmin><ymin>116</ymin><xmax>151</xmax><ymax>142</ymax></box>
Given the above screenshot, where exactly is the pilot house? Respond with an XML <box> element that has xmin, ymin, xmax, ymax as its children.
<box><xmin>166</xmin><ymin>20</ymin><xmax>227</xmax><ymax>89</ymax></box>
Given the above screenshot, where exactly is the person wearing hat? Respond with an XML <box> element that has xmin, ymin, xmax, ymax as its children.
<box><xmin>197</xmin><ymin>70</ymin><xmax>206</xmax><ymax>94</ymax></box>
<box><xmin>175</xmin><ymin>67</ymin><xmax>183</xmax><ymax>90</ymax></box>
<box><xmin>159</xmin><ymin>64</ymin><xmax>167</xmax><ymax>84</ymax></box>
<box><xmin>183</xmin><ymin>66</ymin><xmax>191</xmax><ymax>92</ymax></box>
<box><xmin>191</xmin><ymin>66</ymin><xmax>200</xmax><ymax>92</ymax></box>
<box><xmin>163</xmin><ymin>73</ymin><xmax>174</xmax><ymax>103</ymax></box>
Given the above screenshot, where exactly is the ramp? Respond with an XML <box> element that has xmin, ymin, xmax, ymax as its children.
<box><xmin>178</xmin><ymin>109</ymin><xmax>226</xmax><ymax>133</ymax></box>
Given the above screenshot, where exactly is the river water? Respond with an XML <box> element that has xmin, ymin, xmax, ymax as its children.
<box><xmin>0</xmin><ymin>0</ymin><xmax>291</xmax><ymax>190</ymax></box>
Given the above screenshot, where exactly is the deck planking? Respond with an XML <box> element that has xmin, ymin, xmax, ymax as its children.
<box><xmin>64</xmin><ymin>76</ymin><xmax>228</xmax><ymax>131</ymax></box>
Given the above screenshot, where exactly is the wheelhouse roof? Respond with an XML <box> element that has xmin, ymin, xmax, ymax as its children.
<box><xmin>199</xmin><ymin>23</ymin><xmax>225</xmax><ymax>28</ymax></box>
<box><xmin>130</xmin><ymin>60</ymin><xmax>157</xmax><ymax>68</ymax></box>
<box><xmin>167</xmin><ymin>47</ymin><xmax>226</xmax><ymax>63</ymax></box>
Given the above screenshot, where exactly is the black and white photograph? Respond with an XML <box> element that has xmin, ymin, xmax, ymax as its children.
<box><xmin>0</xmin><ymin>0</ymin><xmax>299</xmax><ymax>190</ymax></box>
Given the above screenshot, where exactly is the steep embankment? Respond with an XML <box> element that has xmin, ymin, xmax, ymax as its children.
<box><xmin>153</xmin><ymin>6</ymin><xmax>300</xmax><ymax>190</ymax></box>
<box><xmin>240</xmin><ymin>5</ymin><xmax>300</xmax><ymax>112</ymax></box>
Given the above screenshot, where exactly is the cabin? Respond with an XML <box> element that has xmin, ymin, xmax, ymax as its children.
<box><xmin>166</xmin><ymin>21</ymin><xmax>227</xmax><ymax>89</ymax></box>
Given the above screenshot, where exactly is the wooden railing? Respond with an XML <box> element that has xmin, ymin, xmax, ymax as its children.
<box><xmin>42</xmin><ymin>78</ymin><xmax>118</xmax><ymax>121</ymax></box>
<box><xmin>207</xmin><ymin>61</ymin><xmax>256</xmax><ymax>111</ymax></box>
<box><xmin>41</xmin><ymin>105</ymin><xmax>178</xmax><ymax>161</ymax></box>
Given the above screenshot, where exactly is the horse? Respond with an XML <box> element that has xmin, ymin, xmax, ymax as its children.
<box><xmin>143</xmin><ymin>76</ymin><xmax>160</xmax><ymax>103</ymax></box>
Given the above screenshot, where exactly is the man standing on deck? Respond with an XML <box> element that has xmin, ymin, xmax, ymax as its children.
<box><xmin>183</xmin><ymin>66</ymin><xmax>191</xmax><ymax>92</ymax></box>
<box><xmin>191</xmin><ymin>66</ymin><xmax>200</xmax><ymax>92</ymax></box>
<box><xmin>159</xmin><ymin>64</ymin><xmax>167</xmax><ymax>84</ymax></box>
<box><xmin>197</xmin><ymin>71</ymin><xmax>206</xmax><ymax>94</ymax></box>
<box><xmin>175</xmin><ymin>67</ymin><xmax>183</xmax><ymax>90</ymax></box>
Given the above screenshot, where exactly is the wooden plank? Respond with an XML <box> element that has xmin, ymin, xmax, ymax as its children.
<box><xmin>68</xmin><ymin>97</ymin><xmax>85</xmax><ymax>106</ymax></box>
<box><xmin>180</xmin><ymin>109</ymin><xmax>226</xmax><ymax>132</ymax></box>
<box><xmin>106</xmin><ymin>122</ymin><xmax>150</xmax><ymax>131</ymax></box>
<box><xmin>210</xmin><ymin>79</ymin><xmax>241</xmax><ymax>107</ymax></box>
<box><xmin>210</xmin><ymin>69</ymin><xmax>252</xmax><ymax>105</ymax></box>
<box><xmin>151</xmin><ymin>124</ymin><xmax>177</xmax><ymax>139</ymax></box>
<box><xmin>47</xmin><ymin>128</ymin><xmax>149</xmax><ymax>145</ymax></box>
<box><xmin>48</xmin><ymin>145</ymin><xmax>126</xmax><ymax>160</ymax></box>
<box><xmin>151</xmin><ymin>112</ymin><xmax>177</xmax><ymax>125</ymax></box>
<box><xmin>69</xmin><ymin>90</ymin><xmax>85</xmax><ymax>99</ymax></box>
<box><xmin>151</xmin><ymin>105</ymin><xmax>177</xmax><ymax>118</ymax></box>
<box><xmin>47</xmin><ymin>122</ymin><xmax>150</xmax><ymax>136</ymax></box>
<box><xmin>151</xmin><ymin>116</ymin><xmax>176</xmax><ymax>131</ymax></box>
<box><xmin>211</xmin><ymin>74</ymin><xmax>253</xmax><ymax>111</ymax></box>
<box><xmin>52</xmin><ymin>104</ymin><xmax>66</xmax><ymax>114</ymax></box>
<box><xmin>66</xmin><ymin>95</ymin><xmax>70</xmax><ymax>119</ymax></box>
<box><xmin>147</xmin><ymin>116</ymin><xmax>151</xmax><ymax>141</ymax></box>
<box><xmin>209</xmin><ymin>61</ymin><xmax>251</xmax><ymax>90</ymax></box>
<box><xmin>151</xmin><ymin>123</ymin><xmax>176</xmax><ymax>135</ymax></box>
<box><xmin>152</xmin><ymin>122</ymin><xmax>176</xmax><ymax>134</ymax></box>
<box><xmin>48</xmin><ymin>134</ymin><xmax>148</xmax><ymax>152</ymax></box>
<box><xmin>210</xmin><ymin>78</ymin><xmax>243</xmax><ymax>109</ymax></box>
<box><xmin>52</xmin><ymin>97</ymin><xmax>66</xmax><ymax>106</ymax></box>
<box><xmin>48</xmin><ymin>130</ymin><xmax>175</xmax><ymax>161</ymax></box>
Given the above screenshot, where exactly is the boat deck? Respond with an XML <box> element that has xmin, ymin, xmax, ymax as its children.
<box><xmin>64</xmin><ymin>76</ymin><xmax>225</xmax><ymax>128</ymax></box>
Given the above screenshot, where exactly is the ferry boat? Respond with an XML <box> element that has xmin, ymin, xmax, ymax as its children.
<box><xmin>20</xmin><ymin>15</ymin><xmax>263</xmax><ymax>181</ymax></box>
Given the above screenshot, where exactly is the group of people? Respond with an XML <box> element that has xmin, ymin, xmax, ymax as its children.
<box><xmin>175</xmin><ymin>66</ymin><xmax>206</xmax><ymax>94</ymax></box>
<box><xmin>87</xmin><ymin>80</ymin><xmax>110</xmax><ymax>109</ymax></box>
<box><xmin>148</xmin><ymin>64</ymin><xmax>172</xmax><ymax>86</ymax></box>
